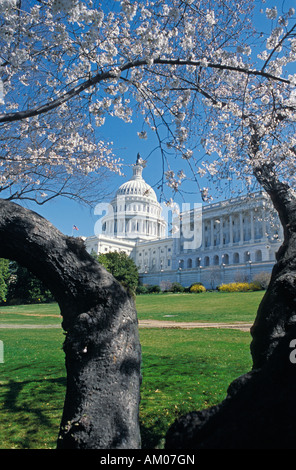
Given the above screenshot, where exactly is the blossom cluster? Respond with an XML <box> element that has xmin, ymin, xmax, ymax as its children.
<box><xmin>0</xmin><ymin>0</ymin><xmax>295</xmax><ymax>203</ymax></box>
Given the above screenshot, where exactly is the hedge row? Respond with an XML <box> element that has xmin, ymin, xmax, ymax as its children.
<box><xmin>137</xmin><ymin>280</ymin><xmax>266</xmax><ymax>294</ymax></box>
<box><xmin>136</xmin><ymin>282</ymin><xmax>207</xmax><ymax>294</ymax></box>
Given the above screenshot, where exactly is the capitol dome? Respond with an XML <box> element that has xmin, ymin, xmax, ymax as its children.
<box><xmin>116</xmin><ymin>178</ymin><xmax>158</xmax><ymax>202</ymax></box>
<box><xmin>101</xmin><ymin>154</ymin><xmax>166</xmax><ymax>241</ymax></box>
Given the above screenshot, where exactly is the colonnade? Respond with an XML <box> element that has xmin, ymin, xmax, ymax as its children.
<box><xmin>104</xmin><ymin>216</ymin><xmax>166</xmax><ymax>239</ymax></box>
<box><xmin>201</xmin><ymin>209</ymin><xmax>267</xmax><ymax>249</ymax></box>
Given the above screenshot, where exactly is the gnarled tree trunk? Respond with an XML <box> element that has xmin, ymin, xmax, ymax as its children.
<box><xmin>0</xmin><ymin>199</ymin><xmax>142</xmax><ymax>449</ymax></box>
<box><xmin>166</xmin><ymin>169</ymin><xmax>296</xmax><ymax>449</ymax></box>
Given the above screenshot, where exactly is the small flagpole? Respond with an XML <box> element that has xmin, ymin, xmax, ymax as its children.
<box><xmin>72</xmin><ymin>225</ymin><xmax>79</xmax><ymax>236</ymax></box>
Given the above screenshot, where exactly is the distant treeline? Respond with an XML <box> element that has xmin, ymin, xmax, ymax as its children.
<box><xmin>0</xmin><ymin>259</ymin><xmax>54</xmax><ymax>305</ymax></box>
<box><xmin>0</xmin><ymin>250</ymin><xmax>139</xmax><ymax>305</ymax></box>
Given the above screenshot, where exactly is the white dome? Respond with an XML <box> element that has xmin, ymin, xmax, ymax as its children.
<box><xmin>116</xmin><ymin>179</ymin><xmax>157</xmax><ymax>202</ymax></box>
<box><xmin>101</xmin><ymin>154</ymin><xmax>166</xmax><ymax>241</ymax></box>
<box><xmin>115</xmin><ymin>155</ymin><xmax>157</xmax><ymax>202</ymax></box>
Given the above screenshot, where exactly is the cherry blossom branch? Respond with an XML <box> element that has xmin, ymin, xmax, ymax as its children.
<box><xmin>0</xmin><ymin>57</ymin><xmax>291</xmax><ymax>124</ymax></box>
<box><xmin>261</xmin><ymin>22</ymin><xmax>296</xmax><ymax>72</ymax></box>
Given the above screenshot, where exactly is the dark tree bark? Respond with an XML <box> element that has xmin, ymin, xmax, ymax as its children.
<box><xmin>250</xmin><ymin>165</ymin><xmax>296</xmax><ymax>369</ymax></box>
<box><xmin>0</xmin><ymin>198</ymin><xmax>142</xmax><ymax>449</ymax></box>
<box><xmin>165</xmin><ymin>168</ymin><xmax>296</xmax><ymax>449</ymax></box>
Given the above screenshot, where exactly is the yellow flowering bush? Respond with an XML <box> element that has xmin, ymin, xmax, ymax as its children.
<box><xmin>218</xmin><ymin>282</ymin><xmax>262</xmax><ymax>292</ymax></box>
<box><xmin>189</xmin><ymin>283</ymin><xmax>206</xmax><ymax>293</ymax></box>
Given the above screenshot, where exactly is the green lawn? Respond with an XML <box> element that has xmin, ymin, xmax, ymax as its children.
<box><xmin>0</xmin><ymin>303</ymin><xmax>62</xmax><ymax>325</ymax></box>
<box><xmin>0</xmin><ymin>328</ymin><xmax>66</xmax><ymax>449</ymax></box>
<box><xmin>0</xmin><ymin>290</ymin><xmax>264</xmax><ymax>325</ymax></box>
<box><xmin>136</xmin><ymin>291</ymin><xmax>264</xmax><ymax>323</ymax></box>
<box><xmin>139</xmin><ymin>327</ymin><xmax>252</xmax><ymax>448</ymax></box>
<box><xmin>0</xmin><ymin>291</ymin><xmax>261</xmax><ymax>448</ymax></box>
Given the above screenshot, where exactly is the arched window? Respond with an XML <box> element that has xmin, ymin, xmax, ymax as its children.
<box><xmin>195</xmin><ymin>257</ymin><xmax>201</xmax><ymax>267</ymax></box>
<box><xmin>187</xmin><ymin>258</ymin><xmax>192</xmax><ymax>268</ymax></box>
<box><xmin>204</xmin><ymin>256</ymin><xmax>210</xmax><ymax>266</ymax></box>
<box><xmin>244</xmin><ymin>251</ymin><xmax>251</xmax><ymax>262</ymax></box>
<box><xmin>233</xmin><ymin>252</ymin><xmax>240</xmax><ymax>264</ymax></box>
<box><xmin>223</xmin><ymin>254</ymin><xmax>229</xmax><ymax>265</ymax></box>
<box><xmin>255</xmin><ymin>250</ymin><xmax>262</xmax><ymax>262</ymax></box>
<box><xmin>213</xmin><ymin>255</ymin><xmax>219</xmax><ymax>265</ymax></box>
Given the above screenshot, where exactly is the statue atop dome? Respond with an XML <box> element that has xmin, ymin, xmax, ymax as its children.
<box><xmin>135</xmin><ymin>152</ymin><xmax>146</xmax><ymax>168</ymax></box>
<box><xmin>132</xmin><ymin>153</ymin><xmax>146</xmax><ymax>180</ymax></box>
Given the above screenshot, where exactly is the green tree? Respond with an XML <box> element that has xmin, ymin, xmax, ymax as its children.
<box><xmin>0</xmin><ymin>259</ymin><xmax>10</xmax><ymax>303</ymax></box>
<box><xmin>7</xmin><ymin>261</ymin><xmax>54</xmax><ymax>304</ymax></box>
<box><xmin>94</xmin><ymin>252</ymin><xmax>139</xmax><ymax>295</ymax></box>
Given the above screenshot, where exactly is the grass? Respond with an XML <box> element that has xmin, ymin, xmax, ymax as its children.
<box><xmin>0</xmin><ymin>303</ymin><xmax>62</xmax><ymax>325</ymax></box>
<box><xmin>139</xmin><ymin>327</ymin><xmax>252</xmax><ymax>448</ymax></box>
<box><xmin>0</xmin><ymin>328</ymin><xmax>66</xmax><ymax>449</ymax></box>
<box><xmin>0</xmin><ymin>290</ymin><xmax>265</xmax><ymax>325</ymax></box>
<box><xmin>0</xmin><ymin>291</ymin><xmax>262</xmax><ymax>448</ymax></box>
<box><xmin>136</xmin><ymin>290</ymin><xmax>264</xmax><ymax>323</ymax></box>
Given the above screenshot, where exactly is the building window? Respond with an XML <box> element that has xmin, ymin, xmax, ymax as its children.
<box><xmin>244</xmin><ymin>251</ymin><xmax>251</xmax><ymax>262</ymax></box>
<box><xmin>255</xmin><ymin>250</ymin><xmax>262</xmax><ymax>262</ymax></box>
<box><xmin>223</xmin><ymin>254</ymin><xmax>229</xmax><ymax>265</ymax></box>
<box><xmin>233</xmin><ymin>252</ymin><xmax>239</xmax><ymax>264</ymax></box>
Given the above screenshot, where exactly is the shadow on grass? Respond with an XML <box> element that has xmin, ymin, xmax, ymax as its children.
<box><xmin>0</xmin><ymin>377</ymin><xmax>66</xmax><ymax>448</ymax></box>
<box><xmin>140</xmin><ymin>421</ymin><xmax>165</xmax><ymax>449</ymax></box>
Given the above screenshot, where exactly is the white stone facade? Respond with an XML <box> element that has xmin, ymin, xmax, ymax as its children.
<box><xmin>84</xmin><ymin>157</ymin><xmax>282</xmax><ymax>289</ymax></box>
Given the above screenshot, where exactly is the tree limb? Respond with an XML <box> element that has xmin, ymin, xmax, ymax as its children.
<box><xmin>0</xmin><ymin>58</ymin><xmax>291</xmax><ymax>124</ymax></box>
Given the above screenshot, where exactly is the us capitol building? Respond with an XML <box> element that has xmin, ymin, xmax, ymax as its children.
<box><xmin>84</xmin><ymin>155</ymin><xmax>282</xmax><ymax>289</ymax></box>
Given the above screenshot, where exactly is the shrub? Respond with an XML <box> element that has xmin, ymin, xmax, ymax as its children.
<box><xmin>248</xmin><ymin>282</ymin><xmax>262</xmax><ymax>291</ymax></box>
<box><xmin>218</xmin><ymin>281</ymin><xmax>264</xmax><ymax>292</ymax></box>
<box><xmin>190</xmin><ymin>283</ymin><xmax>206</xmax><ymax>293</ymax></box>
<box><xmin>253</xmin><ymin>272</ymin><xmax>271</xmax><ymax>289</ymax></box>
<box><xmin>147</xmin><ymin>284</ymin><xmax>161</xmax><ymax>293</ymax></box>
<box><xmin>159</xmin><ymin>280</ymin><xmax>173</xmax><ymax>292</ymax></box>
<box><xmin>136</xmin><ymin>285</ymin><xmax>149</xmax><ymax>295</ymax></box>
<box><xmin>170</xmin><ymin>282</ymin><xmax>185</xmax><ymax>293</ymax></box>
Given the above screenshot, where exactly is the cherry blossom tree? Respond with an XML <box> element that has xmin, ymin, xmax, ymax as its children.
<box><xmin>0</xmin><ymin>0</ymin><xmax>296</xmax><ymax>449</ymax></box>
<box><xmin>1</xmin><ymin>0</ymin><xmax>294</xmax><ymax>202</ymax></box>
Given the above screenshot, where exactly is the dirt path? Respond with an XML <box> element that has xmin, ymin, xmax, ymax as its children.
<box><xmin>0</xmin><ymin>320</ymin><xmax>253</xmax><ymax>331</ymax></box>
<box><xmin>139</xmin><ymin>320</ymin><xmax>252</xmax><ymax>331</ymax></box>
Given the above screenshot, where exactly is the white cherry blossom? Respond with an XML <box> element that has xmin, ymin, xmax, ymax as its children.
<box><xmin>0</xmin><ymin>0</ymin><xmax>294</xmax><ymax>205</ymax></box>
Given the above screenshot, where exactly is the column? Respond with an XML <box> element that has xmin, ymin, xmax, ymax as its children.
<box><xmin>158</xmin><ymin>246</ymin><xmax>161</xmax><ymax>270</ymax></box>
<box><xmin>262</xmin><ymin>208</ymin><xmax>267</xmax><ymax>240</ymax></box>
<box><xmin>219</xmin><ymin>217</ymin><xmax>223</xmax><ymax>247</ymax></box>
<box><xmin>202</xmin><ymin>221</ymin><xmax>206</xmax><ymax>248</ymax></box>
<box><xmin>229</xmin><ymin>215</ymin><xmax>233</xmax><ymax>245</ymax></box>
<box><xmin>239</xmin><ymin>212</ymin><xmax>244</xmax><ymax>244</ymax></box>
<box><xmin>250</xmin><ymin>209</ymin><xmax>254</xmax><ymax>241</ymax></box>
<box><xmin>210</xmin><ymin>219</ymin><xmax>214</xmax><ymax>247</ymax></box>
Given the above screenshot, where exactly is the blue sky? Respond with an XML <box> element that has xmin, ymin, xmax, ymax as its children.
<box><xmin>24</xmin><ymin>0</ymin><xmax>296</xmax><ymax>238</ymax></box>
<box><xmin>29</xmin><ymin>115</ymin><xmax>203</xmax><ymax>238</ymax></box>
